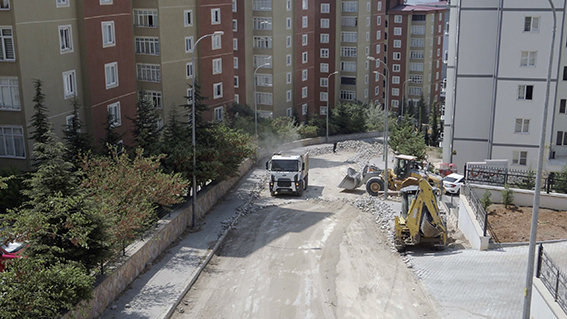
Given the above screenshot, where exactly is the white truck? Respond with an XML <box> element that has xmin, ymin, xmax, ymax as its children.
<box><xmin>266</xmin><ymin>152</ymin><xmax>309</xmax><ymax>196</ymax></box>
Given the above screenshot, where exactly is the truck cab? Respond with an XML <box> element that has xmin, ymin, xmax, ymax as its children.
<box><xmin>266</xmin><ymin>153</ymin><xmax>309</xmax><ymax>196</ymax></box>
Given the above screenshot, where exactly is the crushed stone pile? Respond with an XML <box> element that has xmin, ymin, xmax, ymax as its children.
<box><xmin>307</xmin><ymin>140</ymin><xmax>384</xmax><ymax>163</ymax></box>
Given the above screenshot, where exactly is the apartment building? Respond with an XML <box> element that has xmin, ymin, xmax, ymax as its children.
<box><xmin>443</xmin><ymin>0</ymin><xmax>566</xmax><ymax>171</ymax></box>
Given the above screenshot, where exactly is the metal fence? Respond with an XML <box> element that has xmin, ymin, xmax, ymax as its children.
<box><xmin>462</xmin><ymin>184</ymin><xmax>488</xmax><ymax>237</ymax></box>
<box><xmin>465</xmin><ymin>165</ymin><xmax>567</xmax><ymax>194</ymax></box>
<box><xmin>536</xmin><ymin>244</ymin><xmax>567</xmax><ymax>315</ymax></box>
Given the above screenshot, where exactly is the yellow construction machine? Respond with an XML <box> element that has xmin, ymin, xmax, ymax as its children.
<box><xmin>394</xmin><ymin>178</ymin><xmax>447</xmax><ymax>251</ymax></box>
<box><xmin>339</xmin><ymin>154</ymin><xmax>443</xmax><ymax>196</ymax></box>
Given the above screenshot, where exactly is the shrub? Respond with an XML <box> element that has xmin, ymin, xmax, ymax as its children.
<box><xmin>480</xmin><ymin>190</ymin><xmax>492</xmax><ymax>211</ymax></box>
<box><xmin>501</xmin><ymin>184</ymin><xmax>514</xmax><ymax>208</ymax></box>
<box><xmin>299</xmin><ymin>125</ymin><xmax>319</xmax><ymax>138</ymax></box>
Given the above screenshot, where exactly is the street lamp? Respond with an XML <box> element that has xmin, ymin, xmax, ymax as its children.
<box><xmin>254</xmin><ymin>57</ymin><xmax>272</xmax><ymax>138</ymax></box>
<box><xmin>367</xmin><ymin>56</ymin><xmax>390</xmax><ymax>200</ymax></box>
<box><xmin>326</xmin><ymin>71</ymin><xmax>338</xmax><ymax>143</ymax></box>
<box><xmin>190</xmin><ymin>30</ymin><xmax>224</xmax><ymax>229</ymax></box>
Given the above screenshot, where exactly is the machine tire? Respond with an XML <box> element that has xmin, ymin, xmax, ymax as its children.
<box><xmin>366</xmin><ymin>177</ymin><xmax>385</xmax><ymax>196</ymax></box>
<box><xmin>298</xmin><ymin>182</ymin><xmax>304</xmax><ymax>196</ymax></box>
<box><xmin>304</xmin><ymin>176</ymin><xmax>308</xmax><ymax>189</ymax></box>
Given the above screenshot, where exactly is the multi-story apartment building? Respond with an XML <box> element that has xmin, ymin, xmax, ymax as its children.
<box><xmin>443</xmin><ymin>0</ymin><xmax>566</xmax><ymax>172</ymax></box>
<box><xmin>0</xmin><ymin>0</ymin><xmax>446</xmax><ymax>171</ymax></box>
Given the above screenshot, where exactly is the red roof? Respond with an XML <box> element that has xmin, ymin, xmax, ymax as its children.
<box><xmin>390</xmin><ymin>1</ymin><xmax>448</xmax><ymax>12</ymax></box>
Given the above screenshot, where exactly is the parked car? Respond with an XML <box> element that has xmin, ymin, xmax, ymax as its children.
<box><xmin>443</xmin><ymin>173</ymin><xmax>465</xmax><ymax>195</ymax></box>
<box><xmin>0</xmin><ymin>241</ymin><xmax>25</xmax><ymax>272</ymax></box>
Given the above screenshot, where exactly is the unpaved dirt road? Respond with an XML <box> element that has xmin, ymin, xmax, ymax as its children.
<box><xmin>171</xmin><ymin>143</ymin><xmax>441</xmax><ymax>319</ymax></box>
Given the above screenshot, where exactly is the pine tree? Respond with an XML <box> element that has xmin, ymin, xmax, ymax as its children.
<box><xmin>30</xmin><ymin>79</ymin><xmax>50</xmax><ymax>145</ymax></box>
<box><xmin>63</xmin><ymin>97</ymin><xmax>92</xmax><ymax>164</ymax></box>
<box><xmin>429</xmin><ymin>102</ymin><xmax>440</xmax><ymax>147</ymax></box>
<box><xmin>100</xmin><ymin>112</ymin><xmax>125</xmax><ymax>155</ymax></box>
<box><xmin>130</xmin><ymin>90</ymin><xmax>162</xmax><ymax>157</ymax></box>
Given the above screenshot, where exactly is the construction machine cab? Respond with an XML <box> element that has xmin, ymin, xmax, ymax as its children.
<box><xmin>400</xmin><ymin>185</ymin><xmax>419</xmax><ymax>219</ymax></box>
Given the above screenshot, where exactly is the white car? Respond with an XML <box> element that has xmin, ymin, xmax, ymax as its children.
<box><xmin>443</xmin><ymin>173</ymin><xmax>465</xmax><ymax>194</ymax></box>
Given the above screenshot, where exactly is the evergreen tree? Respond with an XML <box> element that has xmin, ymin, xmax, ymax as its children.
<box><xmin>429</xmin><ymin>102</ymin><xmax>440</xmax><ymax>147</ymax></box>
<box><xmin>30</xmin><ymin>79</ymin><xmax>50</xmax><ymax>146</ymax></box>
<box><xmin>100</xmin><ymin>112</ymin><xmax>125</xmax><ymax>155</ymax></box>
<box><xmin>161</xmin><ymin>107</ymin><xmax>193</xmax><ymax>180</ymax></box>
<box><xmin>389</xmin><ymin>115</ymin><xmax>427</xmax><ymax>160</ymax></box>
<box><xmin>63</xmin><ymin>97</ymin><xmax>92</xmax><ymax>164</ymax></box>
<box><xmin>130</xmin><ymin>90</ymin><xmax>162</xmax><ymax>157</ymax></box>
<box><xmin>417</xmin><ymin>95</ymin><xmax>428</xmax><ymax>129</ymax></box>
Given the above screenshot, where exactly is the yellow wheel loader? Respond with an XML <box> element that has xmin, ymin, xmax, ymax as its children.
<box><xmin>394</xmin><ymin>178</ymin><xmax>447</xmax><ymax>252</ymax></box>
<box><xmin>339</xmin><ymin>154</ymin><xmax>443</xmax><ymax>196</ymax></box>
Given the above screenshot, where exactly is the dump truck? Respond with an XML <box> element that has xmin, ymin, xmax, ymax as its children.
<box><xmin>266</xmin><ymin>152</ymin><xmax>309</xmax><ymax>196</ymax></box>
<box><xmin>338</xmin><ymin>154</ymin><xmax>443</xmax><ymax>196</ymax></box>
<box><xmin>394</xmin><ymin>178</ymin><xmax>447</xmax><ymax>251</ymax></box>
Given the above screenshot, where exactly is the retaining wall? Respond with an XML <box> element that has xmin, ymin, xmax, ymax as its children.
<box><xmin>531</xmin><ymin>278</ymin><xmax>567</xmax><ymax>319</ymax></box>
<box><xmin>458</xmin><ymin>194</ymin><xmax>490</xmax><ymax>250</ymax></box>
<box><xmin>469</xmin><ymin>184</ymin><xmax>567</xmax><ymax>211</ymax></box>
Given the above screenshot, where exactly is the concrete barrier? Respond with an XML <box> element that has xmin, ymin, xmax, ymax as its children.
<box><xmin>458</xmin><ymin>194</ymin><xmax>490</xmax><ymax>250</ymax></box>
<box><xmin>531</xmin><ymin>278</ymin><xmax>567</xmax><ymax>319</ymax></box>
<box><xmin>469</xmin><ymin>184</ymin><xmax>567</xmax><ymax>211</ymax></box>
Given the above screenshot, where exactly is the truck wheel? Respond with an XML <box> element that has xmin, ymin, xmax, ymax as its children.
<box><xmin>304</xmin><ymin>176</ymin><xmax>308</xmax><ymax>189</ymax></box>
<box><xmin>298</xmin><ymin>182</ymin><xmax>304</xmax><ymax>196</ymax></box>
<box><xmin>366</xmin><ymin>177</ymin><xmax>384</xmax><ymax>196</ymax></box>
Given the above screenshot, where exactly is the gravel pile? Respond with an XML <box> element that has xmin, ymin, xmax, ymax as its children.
<box><xmin>307</xmin><ymin>140</ymin><xmax>384</xmax><ymax>162</ymax></box>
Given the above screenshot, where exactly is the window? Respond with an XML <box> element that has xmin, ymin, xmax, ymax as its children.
<box><xmin>410</xmin><ymin>50</ymin><xmax>424</xmax><ymax>59</ymax></box>
<box><xmin>321</xmin><ymin>18</ymin><xmax>330</xmax><ymax>28</ymax></box>
<box><xmin>233</xmin><ymin>19</ymin><xmax>237</xmax><ymax>31</ymax></box>
<box><xmin>377</xmin><ymin>16</ymin><xmax>381</xmax><ymax>25</ymax></box>
<box><xmin>133</xmin><ymin>9</ymin><xmax>158</xmax><ymax>27</ymax></box>
<box><xmin>0</xmin><ymin>126</ymin><xmax>25</xmax><ymax>158</ymax></box>
<box><xmin>409</xmin><ymin>74</ymin><xmax>423</xmax><ymax>84</ymax></box>
<box><xmin>366</xmin><ymin>17</ymin><xmax>370</xmax><ymax>26</ymax></box>
<box><xmin>376</xmin><ymin>44</ymin><xmax>380</xmax><ymax>53</ymax></box>
<box><xmin>184</xmin><ymin>10</ymin><xmax>193</xmax><ymax>26</ymax></box>
<box><xmin>366</xmin><ymin>32</ymin><xmax>370</xmax><ymax>41</ymax></box>
<box><xmin>253</xmin><ymin>17</ymin><xmax>272</xmax><ymax>30</ymax></box>
<box><xmin>392</xmin><ymin>64</ymin><xmax>400</xmax><ymax>72</ymax></box>
<box><xmin>135</xmin><ymin>37</ymin><xmax>160</xmax><ymax>55</ymax></box>
<box><xmin>556</xmin><ymin>131</ymin><xmax>567</xmax><ymax>145</ymax></box>
<box><xmin>286</xmin><ymin>18</ymin><xmax>292</xmax><ymax>29</ymax></box>
<box><xmin>302</xmin><ymin>34</ymin><xmax>308</xmax><ymax>46</ymax></box>
<box><xmin>234</xmin><ymin>94</ymin><xmax>239</xmax><ymax>104</ymax></box>
<box><xmin>212</xmin><ymin>34</ymin><xmax>222</xmax><ymax>49</ymax></box>
<box><xmin>302</xmin><ymin>16</ymin><xmax>308</xmax><ymax>28</ymax></box>
<box><xmin>320</xmin><ymin>78</ymin><xmax>328</xmax><ymax>87</ymax></box>
<box><xmin>524</xmin><ymin>16</ymin><xmax>539</xmax><ymax>32</ymax></box>
<box><xmin>286</xmin><ymin>36</ymin><xmax>292</xmax><ymax>47</ymax></box>
<box><xmin>411</xmin><ymin>38</ymin><xmax>425</xmax><ymax>47</ymax></box>
<box><xmin>105</xmin><ymin>62</ymin><xmax>118</xmax><ymax>89</ymax></box>
<box><xmin>287</xmin><ymin>90</ymin><xmax>292</xmax><ymax>101</ymax></box>
<box><xmin>392</xmin><ymin>88</ymin><xmax>399</xmax><ymax>96</ymax></box>
<box><xmin>340</xmin><ymin>90</ymin><xmax>356</xmax><ymax>100</ymax></box>
<box><xmin>512</xmin><ymin>151</ymin><xmax>527</xmax><ymax>166</ymax></box>
<box><xmin>518</xmin><ymin>85</ymin><xmax>534</xmax><ymax>100</ymax></box>
<box><xmin>65</xmin><ymin>114</ymin><xmax>75</xmax><ymax>131</ymax></box>
<box><xmin>187</xmin><ymin>88</ymin><xmax>194</xmax><ymax>105</ymax></box>
<box><xmin>233</xmin><ymin>38</ymin><xmax>238</xmax><ymax>50</ymax></box>
<box><xmin>234</xmin><ymin>57</ymin><xmax>238</xmax><ymax>69</ymax></box>
<box><xmin>515</xmin><ymin>118</ymin><xmax>530</xmax><ymax>133</ymax></box>
<box><xmin>214</xmin><ymin>107</ymin><xmax>223</xmax><ymax>121</ymax></box>
<box><xmin>286</xmin><ymin>0</ymin><xmax>291</xmax><ymax>10</ymax></box>
<box><xmin>302</xmin><ymin>0</ymin><xmax>308</xmax><ymax>9</ymax></box>
<box><xmin>62</xmin><ymin>70</ymin><xmax>76</xmax><ymax>98</ymax></box>
<box><xmin>0</xmin><ymin>78</ymin><xmax>19</xmax><ymax>110</ymax></box>
<box><xmin>321</xmin><ymin>34</ymin><xmax>330</xmax><ymax>43</ymax></box>
<box><xmin>59</xmin><ymin>25</ymin><xmax>73</xmax><ymax>53</ymax></box>
<box><xmin>101</xmin><ymin>21</ymin><xmax>115</xmax><ymax>47</ymax></box>
<box><xmin>392</xmin><ymin>76</ymin><xmax>400</xmax><ymax>84</ymax></box>
<box><xmin>302</xmin><ymin>69</ymin><xmax>308</xmax><ymax>81</ymax></box>
<box><xmin>253</xmin><ymin>55</ymin><xmax>272</xmax><ymax>67</ymax></box>
<box><xmin>342</xmin><ymin>17</ymin><xmax>357</xmax><ymax>27</ymax></box>
<box><xmin>232</xmin><ymin>0</ymin><xmax>237</xmax><ymax>12</ymax></box>
<box><xmin>340</xmin><ymin>61</ymin><xmax>356</xmax><ymax>72</ymax></box>
<box><xmin>364</xmin><ymin>75</ymin><xmax>368</xmax><ymax>84</ymax></box>
<box><xmin>411</xmin><ymin>26</ymin><xmax>425</xmax><ymax>35</ymax></box>
<box><xmin>142</xmin><ymin>91</ymin><xmax>162</xmax><ymax>109</ymax></box>
<box><xmin>321</xmin><ymin>3</ymin><xmax>330</xmax><ymax>13</ymax></box>
<box><xmin>320</xmin><ymin>106</ymin><xmax>328</xmax><ymax>115</ymax></box>
<box><xmin>299</xmin><ymin>103</ymin><xmax>307</xmax><ymax>115</ymax></box>
<box><xmin>341</xmin><ymin>76</ymin><xmax>356</xmax><ymax>85</ymax></box>
<box><xmin>394</xmin><ymin>27</ymin><xmax>402</xmax><ymax>35</ymax></box>
<box><xmin>560</xmin><ymin>99</ymin><xmax>566</xmax><ymax>113</ymax></box>
<box><xmin>393</xmin><ymin>52</ymin><xmax>401</xmax><ymax>60</ymax></box>
<box><xmin>367</xmin><ymin>2</ymin><xmax>371</xmax><ymax>12</ymax></box>
<box><xmin>185</xmin><ymin>36</ymin><xmax>194</xmax><ymax>53</ymax></box>
<box><xmin>256</xmin><ymin>92</ymin><xmax>273</xmax><ymax>105</ymax></box>
<box><xmin>185</xmin><ymin>62</ymin><xmax>194</xmax><ymax>78</ymax></box>
<box><xmin>341</xmin><ymin>32</ymin><xmax>357</xmax><ymax>42</ymax></box>
<box><xmin>253</xmin><ymin>36</ymin><xmax>272</xmax><ymax>49</ymax></box>
<box><xmin>213</xmin><ymin>58</ymin><xmax>222</xmax><ymax>74</ymax></box>
<box><xmin>107</xmin><ymin>102</ymin><xmax>121</xmax><ymax>128</ymax></box>
<box><xmin>319</xmin><ymin>49</ymin><xmax>329</xmax><ymax>59</ymax></box>
<box><xmin>286</xmin><ymin>108</ymin><xmax>292</xmax><ymax>117</ymax></box>
<box><xmin>0</xmin><ymin>0</ymin><xmax>9</xmax><ymax>9</ymax></box>
<box><xmin>341</xmin><ymin>47</ymin><xmax>357</xmax><ymax>57</ymax></box>
<box><xmin>302</xmin><ymin>52</ymin><xmax>308</xmax><ymax>63</ymax></box>
<box><xmin>377</xmin><ymin>1</ymin><xmax>382</xmax><ymax>11</ymax></box>
<box><xmin>302</xmin><ymin>87</ymin><xmax>308</xmax><ymax>98</ymax></box>
<box><xmin>137</xmin><ymin>64</ymin><xmax>161</xmax><ymax>82</ymax></box>
<box><xmin>255</xmin><ymin>74</ymin><xmax>272</xmax><ymax>87</ymax></box>
<box><xmin>342</xmin><ymin>1</ymin><xmax>358</xmax><ymax>12</ymax></box>
<box><xmin>211</xmin><ymin>8</ymin><xmax>221</xmax><ymax>24</ymax></box>
<box><xmin>394</xmin><ymin>15</ymin><xmax>402</xmax><ymax>23</ymax></box>
<box><xmin>392</xmin><ymin>40</ymin><xmax>401</xmax><ymax>48</ymax></box>
<box><xmin>286</xmin><ymin>54</ymin><xmax>292</xmax><ymax>66</ymax></box>
<box><xmin>409</xmin><ymin>86</ymin><xmax>422</xmax><ymax>96</ymax></box>
<box><xmin>213</xmin><ymin>82</ymin><xmax>223</xmax><ymax>99</ymax></box>
<box><xmin>521</xmin><ymin>51</ymin><xmax>537</xmax><ymax>67</ymax></box>
<box><xmin>56</xmin><ymin>0</ymin><xmax>69</xmax><ymax>7</ymax></box>
<box><xmin>253</xmin><ymin>0</ymin><xmax>273</xmax><ymax>10</ymax></box>
<box><xmin>409</xmin><ymin>63</ymin><xmax>423</xmax><ymax>71</ymax></box>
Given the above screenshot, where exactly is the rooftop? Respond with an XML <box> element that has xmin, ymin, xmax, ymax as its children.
<box><xmin>391</xmin><ymin>1</ymin><xmax>448</xmax><ymax>12</ymax></box>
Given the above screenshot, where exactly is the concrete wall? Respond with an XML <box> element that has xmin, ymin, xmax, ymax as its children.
<box><xmin>531</xmin><ymin>278</ymin><xmax>567</xmax><ymax>319</ymax></box>
<box><xmin>470</xmin><ymin>184</ymin><xmax>567</xmax><ymax>211</ymax></box>
<box><xmin>458</xmin><ymin>194</ymin><xmax>490</xmax><ymax>250</ymax></box>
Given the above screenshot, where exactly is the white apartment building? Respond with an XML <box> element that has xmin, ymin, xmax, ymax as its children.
<box><xmin>443</xmin><ymin>0</ymin><xmax>567</xmax><ymax>172</ymax></box>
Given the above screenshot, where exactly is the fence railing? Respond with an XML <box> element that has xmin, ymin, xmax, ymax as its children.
<box><xmin>536</xmin><ymin>244</ymin><xmax>567</xmax><ymax>315</ymax></box>
<box><xmin>465</xmin><ymin>165</ymin><xmax>567</xmax><ymax>194</ymax></box>
<box><xmin>462</xmin><ymin>184</ymin><xmax>488</xmax><ymax>237</ymax></box>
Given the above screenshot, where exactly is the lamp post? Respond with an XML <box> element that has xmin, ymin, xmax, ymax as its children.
<box><xmin>326</xmin><ymin>71</ymin><xmax>338</xmax><ymax>143</ymax></box>
<box><xmin>254</xmin><ymin>57</ymin><xmax>272</xmax><ymax>138</ymax></box>
<box><xmin>367</xmin><ymin>56</ymin><xmax>390</xmax><ymax>200</ymax></box>
<box><xmin>190</xmin><ymin>30</ymin><xmax>224</xmax><ymax>229</ymax></box>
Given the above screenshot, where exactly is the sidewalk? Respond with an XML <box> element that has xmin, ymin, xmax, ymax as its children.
<box><xmin>99</xmin><ymin>166</ymin><xmax>266</xmax><ymax>319</ymax></box>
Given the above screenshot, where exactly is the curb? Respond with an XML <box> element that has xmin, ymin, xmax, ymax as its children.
<box><xmin>489</xmin><ymin>238</ymin><xmax>567</xmax><ymax>249</ymax></box>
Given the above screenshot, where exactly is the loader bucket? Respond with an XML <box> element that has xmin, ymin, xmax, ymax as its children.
<box><xmin>338</xmin><ymin>167</ymin><xmax>362</xmax><ymax>190</ymax></box>
<box><xmin>420</xmin><ymin>213</ymin><xmax>443</xmax><ymax>238</ymax></box>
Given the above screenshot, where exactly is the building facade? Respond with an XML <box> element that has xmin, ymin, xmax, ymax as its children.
<box><xmin>0</xmin><ymin>0</ymin><xmax>446</xmax><ymax>171</ymax></box>
<box><xmin>443</xmin><ymin>0</ymin><xmax>566</xmax><ymax>171</ymax></box>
